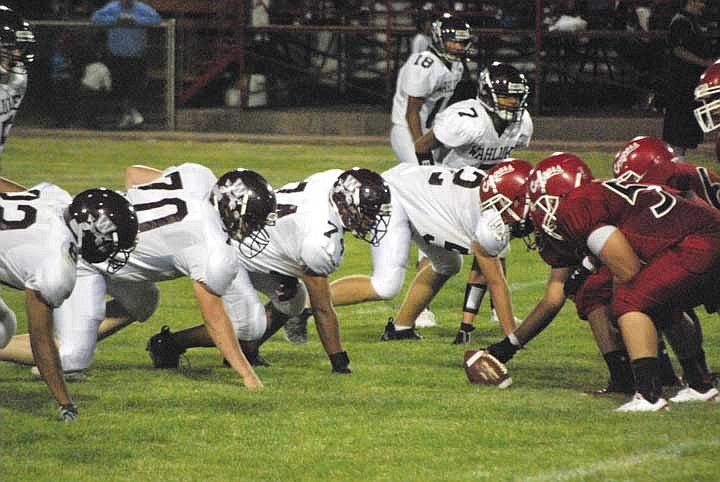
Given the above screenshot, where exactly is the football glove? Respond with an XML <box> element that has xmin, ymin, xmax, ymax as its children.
<box><xmin>59</xmin><ymin>402</ymin><xmax>78</xmax><ymax>422</ymax></box>
<box><xmin>329</xmin><ymin>351</ymin><xmax>351</xmax><ymax>374</ymax></box>
<box><xmin>563</xmin><ymin>264</ymin><xmax>593</xmax><ymax>298</ymax></box>
<box><xmin>487</xmin><ymin>337</ymin><xmax>520</xmax><ymax>364</ymax></box>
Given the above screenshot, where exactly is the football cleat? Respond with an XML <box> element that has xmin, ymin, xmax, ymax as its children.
<box><xmin>284</xmin><ymin>308</ymin><xmax>312</xmax><ymax>345</ymax></box>
<box><xmin>452</xmin><ymin>329</ymin><xmax>472</xmax><ymax>345</ymax></box>
<box><xmin>415</xmin><ymin>308</ymin><xmax>438</xmax><ymax>328</ymax></box>
<box><xmin>584</xmin><ymin>380</ymin><xmax>635</xmax><ymax>397</ymax></box>
<box><xmin>669</xmin><ymin>386</ymin><xmax>720</xmax><ymax>403</ymax></box>
<box><xmin>146</xmin><ymin>325</ymin><xmax>186</xmax><ymax>369</ymax></box>
<box><xmin>615</xmin><ymin>393</ymin><xmax>669</xmax><ymax>412</ymax></box>
<box><xmin>380</xmin><ymin>319</ymin><xmax>422</xmax><ymax>341</ymax></box>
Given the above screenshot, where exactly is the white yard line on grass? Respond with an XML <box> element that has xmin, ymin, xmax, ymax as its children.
<box><xmin>516</xmin><ymin>439</ymin><xmax>720</xmax><ymax>482</ymax></box>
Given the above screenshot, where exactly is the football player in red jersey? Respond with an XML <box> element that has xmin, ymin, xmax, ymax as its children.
<box><xmin>613</xmin><ymin>136</ymin><xmax>720</xmax><ymax>210</ymax></box>
<box><xmin>480</xmin><ymin>152</ymin><xmax>720</xmax><ymax>410</ymax></box>
<box><xmin>537</xmin><ymin>154</ymin><xmax>720</xmax><ymax>410</ymax></box>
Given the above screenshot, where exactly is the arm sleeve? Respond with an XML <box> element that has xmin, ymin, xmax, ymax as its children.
<box><xmin>433</xmin><ymin>107</ymin><xmax>481</xmax><ymax>148</ymax></box>
<box><xmin>26</xmin><ymin>242</ymin><xmax>78</xmax><ymax>308</ymax></box>
<box><xmin>403</xmin><ymin>62</ymin><xmax>434</xmax><ymax>98</ymax></box>
<box><xmin>91</xmin><ymin>3</ymin><xmax>121</xmax><ymax>24</ymax></box>
<box><xmin>179</xmin><ymin>243</ymin><xmax>238</xmax><ymax>296</ymax></box>
<box><xmin>132</xmin><ymin>3</ymin><xmax>162</xmax><ymax>25</ymax></box>
<box><xmin>669</xmin><ymin>17</ymin><xmax>692</xmax><ymax>48</ymax></box>
<box><xmin>301</xmin><ymin>234</ymin><xmax>342</xmax><ymax>276</ymax></box>
<box><xmin>473</xmin><ymin>209</ymin><xmax>510</xmax><ymax>257</ymax></box>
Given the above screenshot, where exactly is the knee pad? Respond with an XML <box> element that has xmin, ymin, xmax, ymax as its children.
<box><xmin>430</xmin><ymin>254</ymin><xmax>463</xmax><ymax>277</ymax></box>
<box><xmin>271</xmin><ymin>282</ymin><xmax>307</xmax><ymax>317</ymax></box>
<box><xmin>0</xmin><ymin>300</ymin><xmax>16</xmax><ymax>348</ymax></box>
<box><xmin>108</xmin><ymin>281</ymin><xmax>159</xmax><ymax>322</ymax></box>
<box><xmin>370</xmin><ymin>269</ymin><xmax>404</xmax><ymax>300</ymax></box>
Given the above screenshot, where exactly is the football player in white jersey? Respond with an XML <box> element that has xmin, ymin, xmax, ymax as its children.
<box><xmin>0</xmin><ymin>6</ymin><xmax>33</xmax><ymax>161</ymax></box>
<box><xmin>0</xmin><ymin>179</ymin><xmax>138</xmax><ymax>421</ymax></box>
<box><xmin>150</xmin><ymin>168</ymin><xmax>392</xmax><ymax>374</ymax></box>
<box><xmin>33</xmin><ymin>164</ymin><xmax>275</xmax><ymax>390</ymax></box>
<box><xmin>390</xmin><ymin>13</ymin><xmax>470</xmax><ymax>165</ymax></box>
<box><xmin>329</xmin><ymin>160</ymin><xmax>533</xmax><ymax>342</ymax></box>
<box><xmin>415</xmin><ymin>62</ymin><xmax>533</xmax><ymax>340</ymax></box>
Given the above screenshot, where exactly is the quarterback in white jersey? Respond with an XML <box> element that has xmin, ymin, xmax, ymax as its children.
<box><xmin>330</xmin><ymin>160</ymin><xmax>534</xmax><ymax>341</ymax></box>
<box><xmin>50</xmin><ymin>163</ymin><xmax>276</xmax><ymax>390</ymax></box>
<box><xmin>415</xmin><ymin>62</ymin><xmax>532</xmax><ymax>170</ymax></box>
<box><xmin>165</xmin><ymin>168</ymin><xmax>392</xmax><ymax>374</ymax></box>
<box><xmin>0</xmin><ymin>6</ymin><xmax>33</xmax><ymax>160</ymax></box>
<box><xmin>0</xmin><ymin>178</ymin><xmax>138</xmax><ymax>421</ymax></box>
<box><xmin>390</xmin><ymin>14</ymin><xmax>470</xmax><ymax>165</ymax></box>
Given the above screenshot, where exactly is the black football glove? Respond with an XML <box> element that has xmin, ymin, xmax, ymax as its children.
<box><xmin>329</xmin><ymin>351</ymin><xmax>351</xmax><ymax>374</ymax></box>
<box><xmin>416</xmin><ymin>151</ymin><xmax>435</xmax><ymax>166</ymax></box>
<box><xmin>59</xmin><ymin>402</ymin><xmax>78</xmax><ymax>422</ymax></box>
<box><xmin>563</xmin><ymin>263</ymin><xmax>593</xmax><ymax>298</ymax></box>
<box><xmin>487</xmin><ymin>337</ymin><xmax>520</xmax><ymax>364</ymax></box>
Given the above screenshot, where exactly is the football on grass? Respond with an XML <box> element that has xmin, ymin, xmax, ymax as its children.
<box><xmin>464</xmin><ymin>350</ymin><xmax>512</xmax><ymax>388</ymax></box>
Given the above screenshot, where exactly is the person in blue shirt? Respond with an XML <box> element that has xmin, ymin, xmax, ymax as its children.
<box><xmin>91</xmin><ymin>0</ymin><xmax>161</xmax><ymax>129</ymax></box>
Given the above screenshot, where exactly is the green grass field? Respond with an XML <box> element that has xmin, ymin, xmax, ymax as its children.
<box><xmin>1</xmin><ymin>136</ymin><xmax>719</xmax><ymax>482</ymax></box>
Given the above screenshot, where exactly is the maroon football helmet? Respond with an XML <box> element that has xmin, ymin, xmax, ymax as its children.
<box><xmin>528</xmin><ymin>152</ymin><xmax>593</xmax><ymax>240</ymax></box>
<box><xmin>612</xmin><ymin>136</ymin><xmax>676</xmax><ymax>182</ymax></box>
<box><xmin>695</xmin><ymin>59</ymin><xmax>720</xmax><ymax>133</ymax></box>
<box><xmin>480</xmin><ymin>159</ymin><xmax>533</xmax><ymax>236</ymax></box>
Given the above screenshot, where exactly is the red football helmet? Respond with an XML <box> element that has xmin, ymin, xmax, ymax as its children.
<box><xmin>694</xmin><ymin>59</ymin><xmax>720</xmax><ymax>133</ymax></box>
<box><xmin>480</xmin><ymin>159</ymin><xmax>533</xmax><ymax>232</ymax></box>
<box><xmin>612</xmin><ymin>136</ymin><xmax>676</xmax><ymax>181</ymax></box>
<box><xmin>528</xmin><ymin>152</ymin><xmax>593</xmax><ymax>240</ymax></box>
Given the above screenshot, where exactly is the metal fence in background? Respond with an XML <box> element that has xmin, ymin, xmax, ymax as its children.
<box><xmin>21</xmin><ymin>20</ymin><xmax>175</xmax><ymax>130</ymax></box>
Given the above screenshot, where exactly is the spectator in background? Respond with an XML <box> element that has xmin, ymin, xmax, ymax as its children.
<box><xmin>662</xmin><ymin>0</ymin><xmax>715</xmax><ymax>159</ymax></box>
<box><xmin>91</xmin><ymin>0</ymin><xmax>160</xmax><ymax>129</ymax></box>
<box><xmin>78</xmin><ymin>47</ymin><xmax>112</xmax><ymax>128</ymax></box>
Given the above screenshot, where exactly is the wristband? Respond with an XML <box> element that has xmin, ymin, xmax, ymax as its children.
<box><xmin>329</xmin><ymin>351</ymin><xmax>351</xmax><ymax>374</ymax></box>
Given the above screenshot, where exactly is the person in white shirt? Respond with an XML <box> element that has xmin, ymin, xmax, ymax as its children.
<box><xmin>0</xmin><ymin>179</ymin><xmax>138</xmax><ymax>421</ymax></box>
<box><xmin>329</xmin><ymin>160</ymin><xmax>533</xmax><ymax>343</ymax></box>
<box><xmin>390</xmin><ymin>13</ymin><xmax>471</xmax><ymax>165</ymax></box>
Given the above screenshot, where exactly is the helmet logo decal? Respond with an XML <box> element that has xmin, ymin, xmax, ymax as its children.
<box><xmin>613</xmin><ymin>141</ymin><xmax>639</xmax><ymax>175</ymax></box>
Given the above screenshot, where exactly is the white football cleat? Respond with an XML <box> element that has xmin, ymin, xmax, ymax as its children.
<box><xmin>415</xmin><ymin>308</ymin><xmax>438</xmax><ymax>328</ymax></box>
<box><xmin>670</xmin><ymin>386</ymin><xmax>720</xmax><ymax>403</ymax></box>
<box><xmin>490</xmin><ymin>309</ymin><xmax>522</xmax><ymax>325</ymax></box>
<box><xmin>616</xmin><ymin>393</ymin><xmax>669</xmax><ymax>412</ymax></box>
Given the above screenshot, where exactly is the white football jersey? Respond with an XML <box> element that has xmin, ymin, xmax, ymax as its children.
<box><xmin>0</xmin><ymin>182</ymin><xmax>77</xmax><ymax>307</ymax></box>
<box><xmin>91</xmin><ymin>163</ymin><xmax>238</xmax><ymax>296</ymax></box>
<box><xmin>0</xmin><ymin>73</ymin><xmax>27</xmax><ymax>158</ymax></box>
<box><xmin>434</xmin><ymin>98</ymin><xmax>533</xmax><ymax>169</ymax></box>
<box><xmin>240</xmin><ymin>169</ymin><xmax>345</xmax><ymax>278</ymax></box>
<box><xmin>383</xmin><ymin>163</ymin><xmax>509</xmax><ymax>256</ymax></box>
<box><xmin>391</xmin><ymin>50</ymin><xmax>463</xmax><ymax>131</ymax></box>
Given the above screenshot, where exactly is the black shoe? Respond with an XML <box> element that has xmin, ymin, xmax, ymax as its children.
<box><xmin>380</xmin><ymin>319</ymin><xmax>422</xmax><ymax>341</ymax></box>
<box><xmin>585</xmin><ymin>380</ymin><xmax>635</xmax><ymax>396</ymax></box>
<box><xmin>452</xmin><ymin>323</ymin><xmax>475</xmax><ymax>345</ymax></box>
<box><xmin>146</xmin><ymin>325</ymin><xmax>186</xmax><ymax>369</ymax></box>
<box><xmin>225</xmin><ymin>344</ymin><xmax>271</xmax><ymax>368</ymax></box>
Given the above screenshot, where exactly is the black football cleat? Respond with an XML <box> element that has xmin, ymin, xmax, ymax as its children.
<box><xmin>380</xmin><ymin>319</ymin><xmax>422</xmax><ymax>341</ymax></box>
<box><xmin>585</xmin><ymin>380</ymin><xmax>635</xmax><ymax>397</ymax></box>
<box><xmin>146</xmin><ymin>325</ymin><xmax>186</xmax><ymax>369</ymax></box>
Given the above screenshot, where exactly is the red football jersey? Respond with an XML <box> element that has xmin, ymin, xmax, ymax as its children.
<box><xmin>642</xmin><ymin>161</ymin><xmax>720</xmax><ymax>210</ymax></box>
<box><xmin>556</xmin><ymin>179</ymin><xmax>720</xmax><ymax>263</ymax></box>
